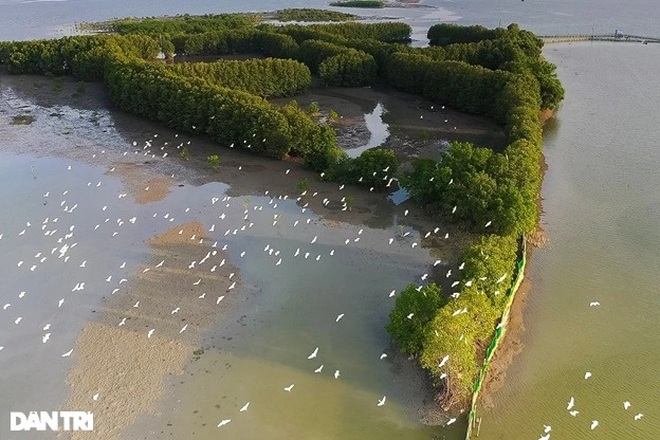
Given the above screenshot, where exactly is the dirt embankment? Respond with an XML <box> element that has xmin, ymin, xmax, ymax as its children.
<box><xmin>475</xmin><ymin>109</ymin><xmax>556</xmax><ymax>410</ymax></box>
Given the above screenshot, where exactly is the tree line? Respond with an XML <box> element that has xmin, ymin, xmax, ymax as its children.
<box><xmin>168</xmin><ymin>58</ymin><xmax>311</xmax><ymax>98</ymax></box>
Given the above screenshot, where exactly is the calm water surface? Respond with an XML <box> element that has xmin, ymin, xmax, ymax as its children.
<box><xmin>478</xmin><ymin>42</ymin><xmax>660</xmax><ymax>440</ymax></box>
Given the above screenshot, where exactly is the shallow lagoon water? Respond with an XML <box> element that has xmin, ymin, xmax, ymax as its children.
<box><xmin>0</xmin><ymin>75</ymin><xmax>466</xmax><ymax>439</ymax></box>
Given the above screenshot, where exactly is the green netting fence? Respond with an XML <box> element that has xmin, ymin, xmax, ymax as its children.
<box><xmin>465</xmin><ymin>236</ymin><xmax>527</xmax><ymax>440</ymax></box>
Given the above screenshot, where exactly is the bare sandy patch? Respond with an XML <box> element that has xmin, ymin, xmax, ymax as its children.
<box><xmin>61</xmin><ymin>221</ymin><xmax>240</xmax><ymax>439</ymax></box>
<box><xmin>62</xmin><ymin>324</ymin><xmax>190</xmax><ymax>440</ymax></box>
<box><xmin>112</xmin><ymin>162</ymin><xmax>176</xmax><ymax>205</ymax></box>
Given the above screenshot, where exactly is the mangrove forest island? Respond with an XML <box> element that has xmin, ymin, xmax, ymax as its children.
<box><xmin>0</xmin><ymin>8</ymin><xmax>563</xmax><ymax>434</ymax></box>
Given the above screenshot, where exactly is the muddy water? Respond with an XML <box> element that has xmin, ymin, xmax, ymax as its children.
<box><xmin>0</xmin><ymin>75</ymin><xmax>468</xmax><ymax>439</ymax></box>
<box><xmin>476</xmin><ymin>43</ymin><xmax>660</xmax><ymax>440</ymax></box>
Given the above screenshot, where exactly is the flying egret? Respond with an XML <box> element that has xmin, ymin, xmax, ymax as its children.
<box><xmin>217</xmin><ymin>419</ymin><xmax>231</xmax><ymax>427</ymax></box>
<box><xmin>308</xmin><ymin>347</ymin><xmax>319</xmax><ymax>359</ymax></box>
<box><xmin>567</xmin><ymin>396</ymin><xmax>575</xmax><ymax>410</ymax></box>
<box><xmin>590</xmin><ymin>420</ymin><xmax>599</xmax><ymax>430</ymax></box>
<box><xmin>377</xmin><ymin>396</ymin><xmax>386</xmax><ymax>406</ymax></box>
<box><xmin>284</xmin><ymin>384</ymin><xmax>294</xmax><ymax>392</ymax></box>
<box><xmin>240</xmin><ymin>402</ymin><xmax>250</xmax><ymax>412</ymax></box>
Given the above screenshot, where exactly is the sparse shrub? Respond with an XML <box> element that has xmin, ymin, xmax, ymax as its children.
<box><xmin>180</xmin><ymin>147</ymin><xmax>191</xmax><ymax>160</ymax></box>
<box><xmin>297</xmin><ymin>178</ymin><xmax>310</xmax><ymax>193</ymax></box>
<box><xmin>207</xmin><ymin>154</ymin><xmax>220</xmax><ymax>169</ymax></box>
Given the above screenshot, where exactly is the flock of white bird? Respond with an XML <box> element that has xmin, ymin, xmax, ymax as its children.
<box><xmin>534</xmin><ymin>385</ymin><xmax>644</xmax><ymax>440</ymax></box>
<box><xmin>0</xmin><ymin>128</ymin><xmax>647</xmax><ymax>437</ymax></box>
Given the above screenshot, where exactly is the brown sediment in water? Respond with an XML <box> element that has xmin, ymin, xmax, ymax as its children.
<box><xmin>111</xmin><ymin>162</ymin><xmax>176</xmax><ymax>205</ymax></box>
<box><xmin>62</xmin><ymin>221</ymin><xmax>240</xmax><ymax>439</ymax></box>
<box><xmin>62</xmin><ymin>324</ymin><xmax>191</xmax><ymax>440</ymax></box>
<box><xmin>539</xmin><ymin>108</ymin><xmax>556</xmax><ymax>125</ymax></box>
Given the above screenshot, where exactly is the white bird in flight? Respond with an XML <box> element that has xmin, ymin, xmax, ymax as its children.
<box><xmin>217</xmin><ymin>419</ymin><xmax>231</xmax><ymax>427</ymax></box>
<box><xmin>377</xmin><ymin>396</ymin><xmax>386</xmax><ymax>406</ymax></box>
<box><xmin>284</xmin><ymin>384</ymin><xmax>294</xmax><ymax>392</ymax></box>
<box><xmin>590</xmin><ymin>420</ymin><xmax>599</xmax><ymax>430</ymax></box>
<box><xmin>308</xmin><ymin>347</ymin><xmax>319</xmax><ymax>359</ymax></box>
<box><xmin>240</xmin><ymin>402</ymin><xmax>250</xmax><ymax>412</ymax></box>
<box><xmin>567</xmin><ymin>396</ymin><xmax>575</xmax><ymax>410</ymax></box>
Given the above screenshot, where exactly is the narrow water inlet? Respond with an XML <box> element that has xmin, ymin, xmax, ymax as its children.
<box><xmin>346</xmin><ymin>102</ymin><xmax>390</xmax><ymax>158</ymax></box>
